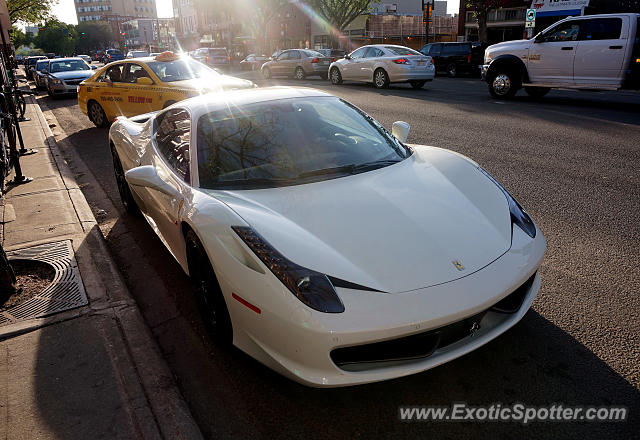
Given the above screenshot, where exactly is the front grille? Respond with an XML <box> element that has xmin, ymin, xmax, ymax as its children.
<box><xmin>330</xmin><ymin>272</ymin><xmax>537</xmax><ymax>369</ymax></box>
<box><xmin>64</xmin><ymin>79</ymin><xmax>84</xmax><ymax>85</ymax></box>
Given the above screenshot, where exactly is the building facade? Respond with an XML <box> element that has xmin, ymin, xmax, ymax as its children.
<box><xmin>122</xmin><ymin>18</ymin><xmax>175</xmax><ymax>52</ymax></box>
<box><xmin>75</xmin><ymin>0</ymin><xmax>157</xmax><ymax>23</ymax></box>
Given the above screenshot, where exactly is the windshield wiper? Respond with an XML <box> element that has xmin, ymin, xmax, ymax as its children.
<box><xmin>211</xmin><ymin>177</ymin><xmax>297</xmax><ymax>188</ymax></box>
<box><xmin>298</xmin><ymin>159</ymin><xmax>402</xmax><ymax>179</ymax></box>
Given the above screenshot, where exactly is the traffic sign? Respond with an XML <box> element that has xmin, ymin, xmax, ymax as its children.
<box><xmin>526</xmin><ymin>9</ymin><xmax>536</xmax><ymax>22</ymax></box>
<box><xmin>525</xmin><ymin>21</ymin><xmax>535</xmax><ymax>28</ymax></box>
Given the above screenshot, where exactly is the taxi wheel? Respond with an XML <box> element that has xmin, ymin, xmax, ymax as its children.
<box><xmin>88</xmin><ymin>101</ymin><xmax>109</xmax><ymax>128</ymax></box>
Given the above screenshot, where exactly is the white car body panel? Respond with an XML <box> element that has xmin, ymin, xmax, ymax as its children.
<box><xmin>109</xmin><ymin>87</ymin><xmax>546</xmax><ymax>387</ymax></box>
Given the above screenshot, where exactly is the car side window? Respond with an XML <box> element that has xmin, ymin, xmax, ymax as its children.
<box><xmin>154</xmin><ymin>108</ymin><xmax>191</xmax><ymax>183</ymax></box>
<box><xmin>431</xmin><ymin>44</ymin><xmax>442</xmax><ymax>56</ymax></box>
<box><xmin>364</xmin><ymin>47</ymin><xmax>384</xmax><ymax>58</ymax></box>
<box><xmin>543</xmin><ymin>21</ymin><xmax>581</xmax><ymax>42</ymax></box>
<box><xmin>125</xmin><ymin>64</ymin><xmax>152</xmax><ymax>83</ymax></box>
<box><xmin>350</xmin><ymin>48</ymin><xmax>367</xmax><ymax>59</ymax></box>
<box><xmin>289</xmin><ymin>51</ymin><xmax>301</xmax><ymax>60</ymax></box>
<box><xmin>579</xmin><ymin>18</ymin><xmax>622</xmax><ymax>41</ymax></box>
<box><xmin>99</xmin><ymin>64</ymin><xmax>125</xmax><ymax>83</ymax></box>
<box><xmin>277</xmin><ymin>51</ymin><xmax>290</xmax><ymax>61</ymax></box>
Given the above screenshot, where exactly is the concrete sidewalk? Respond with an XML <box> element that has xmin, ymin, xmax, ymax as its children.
<box><xmin>0</xmin><ymin>95</ymin><xmax>203</xmax><ymax>439</ymax></box>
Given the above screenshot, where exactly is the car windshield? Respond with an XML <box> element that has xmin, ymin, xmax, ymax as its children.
<box><xmin>49</xmin><ymin>59</ymin><xmax>90</xmax><ymax>72</ymax></box>
<box><xmin>210</xmin><ymin>49</ymin><xmax>227</xmax><ymax>56</ymax></box>
<box><xmin>196</xmin><ymin>96</ymin><xmax>411</xmax><ymax>190</ymax></box>
<box><xmin>36</xmin><ymin>61</ymin><xmax>48</xmax><ymax>69</ymax></box>
<box><xmin>385</xmin><ymin>46</ymin><xmax>423</xmax><ymax>56</ymax></box>
<box><xmin>146</xmin><ymin>58</ymin><xmax>219</xmax><ymax>82</ymax></box>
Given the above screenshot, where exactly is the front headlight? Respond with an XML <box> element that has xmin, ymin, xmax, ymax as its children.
<box><xmin>484</xmin><ymin>52</ymin><xmax>493</xmax><ymax>64</ymax></box>
<box><xmin>232</xmin><ymin>226</ymin><xmax>345</xmax><ymax>313</ymax></box>
<box><xmin>478</xmin><ymin>168</ymin><xmax>536</xmax><ymax>239</ymax></box>
<box><xmin>51</xmin><ymin>78</ymin><xmax>63</xmax><ymax>85</ymax></box>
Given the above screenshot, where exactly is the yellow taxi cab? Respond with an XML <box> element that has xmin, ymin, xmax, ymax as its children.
<box><xmin>78</xmin><ymin>52</ymin><xmax>255</xmax><ymax>127</ymax></box>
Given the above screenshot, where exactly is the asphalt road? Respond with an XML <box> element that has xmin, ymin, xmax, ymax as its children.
<box><xmin>33</xmin><ymin>75</ymin><xmax>640</xmax><ymax>439</ymax></box>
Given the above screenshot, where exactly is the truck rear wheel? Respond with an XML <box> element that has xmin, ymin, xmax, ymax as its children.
<box><xmin>488</xmin><ymin>70</ymin><xmax>520</xmax><ymax>99</ymax></box>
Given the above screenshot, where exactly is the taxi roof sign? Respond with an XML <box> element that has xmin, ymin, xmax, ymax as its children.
<box><xmin>155</xmin><ymin>51</ymin><xmax>180</xmax><ymax>62</ymax></box>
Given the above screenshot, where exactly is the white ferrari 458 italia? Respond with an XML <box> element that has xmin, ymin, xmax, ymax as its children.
<box><xmin>109</xmin><ymin>87</ymin><xmax>546</xmax><ymax>387</ymax></box>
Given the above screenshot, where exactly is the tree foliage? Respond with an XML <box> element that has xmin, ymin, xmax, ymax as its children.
<box><xmin>246</xmin><ymin>0</ymin><xmax>289</xmax><ymax>54</ymax></box>
<box><xmin>33</xmin><ymin>20</ymin><xmax>77</xmax><ymax>56</ymax></box>
<box><xmin>306</xmin><ymin>0</ymin><xmax>378</xmax><ymax>33</ymax></box>
<box><xmin>9</xmin><ymin>25</ymin><xmax>34</xmax><ymax>48</ymax></box>
<box><xmin>6</xmin><ymin>0</ymin><xmax>58</xmax><ymax>25</ymax></box>
<box><xmin>76</xmin><ymin>21</ymin><xmax>113</xmax><ymax>53</ymax></box>
<box><xmin>466</xmin><ymin>0</ymin><xmax>509</xmax><ymax>43</ymax></box>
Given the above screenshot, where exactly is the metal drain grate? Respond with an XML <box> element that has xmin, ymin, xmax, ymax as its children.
<box><xmin>1</xmin><ymin>240</ymin><xmax>88</xmax><ymax>326</ymax></box>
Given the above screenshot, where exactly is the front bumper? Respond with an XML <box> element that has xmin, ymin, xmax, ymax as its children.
<box><xmin>49</xmin><ymin>81</ymin><xmax>83</xmax><ymax>94</ymax></box>
<box><xmin>481</xmin><ymin>64</ymin><xmax>490</xmax><ymax>81</ymax></box>
<box><xmin>223</xmin><ymin>224</ymin><xmax>546</xmax><ymax>387</ymax></box>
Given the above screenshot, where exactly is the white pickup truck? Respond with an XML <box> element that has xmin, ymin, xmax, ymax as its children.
<box><xmin>482</xmin><ymin>13</ymin><xmax>640</xmax><ymax>98</ymax></box>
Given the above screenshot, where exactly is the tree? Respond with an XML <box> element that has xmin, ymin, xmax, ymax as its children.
<box><xmin>6</xmin><ymin>0</ymin><xmax>58</xmax><ymax>25</ymax></box>
<box><xmin>33</xmin><ymin>20</ymin><xmax>77</xmax><ymax>55</ymax></box>
<box><xmin>245</xmin><ymin>0</ymin><xmax>289</xmax><ymax>54</ymax></box>
<box><xmin>9</xmin><ymin>26</ymin><xmax>33</xmax><ymax>48</ymax></box>
<box><xmin>465</xmin><ymin>0</ymin><xmax>509</xmax><ymax>43</ymax></box>
<box><xmin>0</xmin><ymin>244</ymin><xmax>17</xmax><ymax>303</ymax></box>
<box><xmin>76</xmin><ymin>21</ymin><xmax>113</xmax><ymax>53</ymax></box>
<box><xmin>306</xmin><ymin>0</ymin><xmax>379</xmax><ymax>48</ymax></box>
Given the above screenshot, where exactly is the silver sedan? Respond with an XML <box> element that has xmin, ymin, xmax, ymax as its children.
<box><xmin>261</xmin><ymin>49</ymin><xmax>333</xmax><ymax>80</ymax></box>
<box><xmin>329</xmin><ymin>44</ymin><xmax>435</xmax><ymax>89</ymax></box>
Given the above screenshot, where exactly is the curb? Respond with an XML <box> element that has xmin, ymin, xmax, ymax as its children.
<box><xmin>27</xmin><ymin>95</ymin><xmax>205</xmax><ymax>440</ymax></box>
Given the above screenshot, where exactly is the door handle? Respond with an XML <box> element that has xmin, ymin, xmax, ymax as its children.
<box><xmin>561</xmin><ymin>47</ymin><xmax>574</xmax><ymax>51</ymax></box>
<box><xmin>609</xmin><ymin>45</ymin><xmax>623</xmax><ymax>49</ymax></box>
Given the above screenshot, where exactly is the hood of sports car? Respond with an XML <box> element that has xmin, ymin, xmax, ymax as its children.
<box><xmin>211</xmin><ymin>146</ymin><xmax>512</xmax><ymax>293</ymax></box>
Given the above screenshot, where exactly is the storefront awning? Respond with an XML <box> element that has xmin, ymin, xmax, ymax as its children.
<box><xmin>530</xmin><ymin>0</ymin><xmax>589</xmax><ymax>17</ymax></box>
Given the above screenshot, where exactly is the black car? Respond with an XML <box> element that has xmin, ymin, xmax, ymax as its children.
<box><xmin>419</xmin><ymin>42</ymin><xmax>485</xmax><ymax>77</ymax></box>
<box><xmin>25</xmin><ymin>56</ymin><xmax>47</xmax><ymax>80</ymax></box>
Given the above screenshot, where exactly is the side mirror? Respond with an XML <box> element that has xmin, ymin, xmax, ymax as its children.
<box><xmin>125</xmin><ymin>165</ymin><xmax>176</xmax><ymax>196</ymax></box>
<box><xmin>534</xmin><ymin>34</ymin><xmax>545</xmax><ymax>43</ymax></box>
<box><xmin>91</xmin><ymin>65</ymin><xmax>97</xmax><ymax>70</ymax></box>
<box><xmin>392</xmin><ymin>121</ymin><xmax>410</xmax><ymax>143</ymax></box>
<box><xmin>136</xmin><ymin>77</ymin><xmax>153</xmax><ymax>85</ymax></box>
<box><xmin>344</xmin><ymin>54</ymin><xmax>351</xmax><ymax>60</ymax></box>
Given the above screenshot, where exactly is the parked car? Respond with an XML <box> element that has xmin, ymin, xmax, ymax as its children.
<box><xmin>15</xmin><ymin>55</ymin><xmax>24</xmax><ymax>65</ymax></box>
<box><xmin>77</xmin><ymin>54</ymin><xmax>92</xmax><ymax>65</ymax></box>
<box><xmin>33</xmin><ymin>59</ymin><xmax>51</xmax><ymax>90</ymax></box>
<box><xmin>419</xmin><ymin>42</ymin><xmax>484</xmax><ymax>77</ymax></box>
<box><xmin>44</xmin><ymin>57</ymin><xmax>97</xmax><ymax>98</ymax></box>
<box><xmin>329</xmin><ymin>44</ymin><xmax>435</xmax><ymax>89</ymax></box>
<box><xmin>126</xmin><ymin>50</ymin><xmax>150</xmax><ymax>59</ymax></box>
<box><xmin>24</xmin><ymin>56</ymin><xmax>47</xmax><ymax>80</ymax></box>
<box><xmin>45</xmin><ymin>52</ymin><xmax>56</xmax><ymax>59</ymax></box>
<box><xmin>78</xmin><ymin>52</ymin><xmax>254</xmax><ymax>127</ymax></box>
<box><xmin>483</xmin><ymin>13</ymin><xmax>640</xmax><ymax>98</ymax></box>
<box><xmin>91</xmin><ymin>50</ymin><xmax>104</xmax><ymax>62</ymax></box>
<box><xmin>109</xmin><ymin>86</ymin><xmax>545</xmax><ymax>387</ymax></box>
<box><xmin>316</xmin><ymin>48</ymin><xmax>347</xmax><ymax>61</ymax></box>
<box><xmin>261</xmin><ymin>49</ymin><xmax>332</xmax><ymax>80</ymax></box>
<box><xmin>102</xmin><ymin>49</ymin><xmax>124</xmax><ymax>64</ymax></box>
<box><xmin>239</xmin><ymin>54</ymin><xmax>268</xmax><ymax>71</ymax></box>
<box><xmin>149</xmin><ymin>52</ymin><xmax>161</xmax><ymax>57</ymax></box>
<box><xmin>193</xmin><ymin>47</ymin><xmax>231</xmax><ymax>71</ymax></box>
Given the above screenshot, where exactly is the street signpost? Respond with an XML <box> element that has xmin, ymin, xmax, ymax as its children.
<box><xmin>525</xmin><ymin>8</ymin><xmax>536</xmax><ymax>37</ymax></box>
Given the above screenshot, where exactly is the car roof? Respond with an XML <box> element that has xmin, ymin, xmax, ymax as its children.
<box><xmin>175</xmin><ymin>87</ymin><xmax>333</xmax><ymax>117</ymax></box>
<box><xmin>49</xmin><ymin>57</ymin><xmax>85</xmax><ymax>62</ymax></box>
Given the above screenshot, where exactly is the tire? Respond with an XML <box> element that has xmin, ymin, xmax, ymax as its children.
<box><xmin>295</xmin><ymin>66</ymin><xmax>306</xmax><ymax>80</ymax></box>
<box><xmin>110</xmin><ymin>144</ymin><xmax>141</xmax><ymax>216</ymax></box>
<box><xmin>488</xmin><ymin>69</ymin><xmax>520</xmax><ymax>99</ymax></box>
<box><xmin>262</xmin><ymin>67</ymin><xmax>271</xmax><ymax>79</ymax></box>
<box><xmin>410</xmin><ymin>80</ymin><xmax>426</xmax><ymax>89</ymax></box>
<box><xmin>524</xmin><ymin>86</ymin><xmax>551</xmax><ymax>98</ymax></box>
<box><xmin>88</xmin><ymin>100</ymin><xmax>109</xmax><ymax>128</ymax></box>
<box><xmin>162</xmin><ymin>100</ymin><xmax>177</xmax><ymax>109</ymax></box>
<box><xmin>330</xmin><ymin>67</ymin><xmax>342</xmax><ymax>85</ymax></box>
<box><xmin>374</xmin><ymin>68</ymin><xmax>390</xmax><ymax>89</ymax></box>
<box><xmin>186</xmin><ymin>230</ymin><xmax>233</xmax><ymax>344</ymax></box>
<box><xmin>447</xmin><ymin>63</ymin><xmax>457</xmax><ymax>77</ymax></box>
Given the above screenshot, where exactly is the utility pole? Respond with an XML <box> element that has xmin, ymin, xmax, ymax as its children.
<box><xmin>423</xmin><ymin>0</ymin><xmax>433</xmax><ymax>44</ymax></box>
